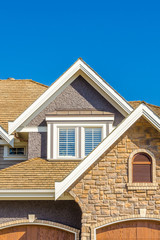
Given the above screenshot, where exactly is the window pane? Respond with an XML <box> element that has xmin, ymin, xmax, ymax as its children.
<box><xmin>9</xmin><ymin>148</ymin><xmax>24</xmax><ymax>155</ymax></box>
<box><xmin>85</xmin><ymin>128</ymin><xmax>101</xmax><ymax>156</ymax></box>
<box><xmin>9</xmin><ymin>148</ymin><xmax>16</xmax><ymax>155</ymax></box>
<box><xmin>59</xmin><ymin>128</ymin><xmax>75</xmax><ymax>156</ymax></box>
<box><xmin>17</xmin><ymin>148</ymin><xmax>24</xmax><ymax>155</ymax></box>
<box><xmin>133</xmin><ymin>164</ymin><xmax>152</xmax><ymax>182</ymax></box>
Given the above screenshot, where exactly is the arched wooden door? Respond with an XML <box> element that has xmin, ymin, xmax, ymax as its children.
<box><xmin>96</xmin><ymin>220</ymin><xmax>160</xmax><ymax>240</ymax></box>
<box><xmin>0</xmin><ymin>225</ymin><xmax>75</xmax><ymax>240</ymax></box>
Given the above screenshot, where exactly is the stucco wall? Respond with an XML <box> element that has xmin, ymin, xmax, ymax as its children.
<box><xmin>0</xmin><ymin>200</ymin><xmax>82</xmax><ymax>230</ymax></box>
<box><xmin>28</xmin><ymin>76</ymin><xmax>124</xmax><ymax>127</ymax></box>
<box><xmin>27</xmin><ymin>76</ymin><xmax>124</xmax><ymax>159</ymax></box>
<box><xmin>70</xmin><ymin>117</ymin><xmax>160</xmax><ymax>240</ymax></box>
<box><xmin>28</xmin><ymin>132</ymin><xmax>47</xmax><ymax>159</ymax></box>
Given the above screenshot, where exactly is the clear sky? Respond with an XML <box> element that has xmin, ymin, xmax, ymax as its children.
<box><xmin>0</xmin><ymin>0</ymin><xmax>160</xmax><ymax>106</ymax></box>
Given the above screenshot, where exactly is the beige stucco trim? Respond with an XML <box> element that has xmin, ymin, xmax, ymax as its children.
<box><xmin>0</xmin><ymin>219</ymin><xmax>80</xmax><ymax>240</ymax></box>
<box><xmin>127</xmin><ymin>149</ymin><xmax>157</xmax><ymax>190</ymax></box>
<box><xmin>91</xmin><ymin>215</ymin><xmax>160</xmax><ymax>240</ymax></box>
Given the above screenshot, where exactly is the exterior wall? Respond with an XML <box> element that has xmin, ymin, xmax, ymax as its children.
<box><xmin>28</xmin><ymin>132</ymin><xmax>47</xmax><ymax>159</ymax></box>
<box><xmin>27</xmin><ymin>76</ymin><xmax>124</xmax><ymax>160</ymax></box>
<box><xmin>0</xmin><ymin>200</ymin><xmax>82</xmax><ymax>230</ymax></box>
<box><xmin>0</xmin><ymin>146</ymin><xmax>3</xmax><ymax>160</ymax></box>
<box><xmin>69</xmin><ymin>117</ymin><xmax>160</xmax><ymax>240</ymax></box>
<box><xmin>28</xmin><ymin>76</ymin><xmax>124</xmax><ymax>127</ymax></box>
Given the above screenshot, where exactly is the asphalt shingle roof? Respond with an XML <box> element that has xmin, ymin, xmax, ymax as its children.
<box><xmin>0</xmin><ymin>79</ymin><xmax>48</xmax><ymax>131</ymax></box>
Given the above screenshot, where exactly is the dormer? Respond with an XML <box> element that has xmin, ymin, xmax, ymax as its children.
<box><xmin>46</xmin><ymin>110</ymin><xmax>114</xmax><ymax>160</ymax></box>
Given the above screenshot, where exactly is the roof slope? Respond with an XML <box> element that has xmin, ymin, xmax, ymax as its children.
<box><xmin>129</xmin><ymin>101</ymin><xmax>160</xmax><ymax>117</ymax></box>
<box><xmin>0</xmin><ymin>79</ymin><xmax>48</xmax><ymax>131</ymax></box>
<box><xmin>0</xmin><ymin>158</ymin><xmax>80</xmax><ymax>189</ymax></box>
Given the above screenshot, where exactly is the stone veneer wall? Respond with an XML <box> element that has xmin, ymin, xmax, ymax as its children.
<box><xmin>69</xmin><ymin>117</ymin><xmax>160</xmax><ymax>240</ymax></box>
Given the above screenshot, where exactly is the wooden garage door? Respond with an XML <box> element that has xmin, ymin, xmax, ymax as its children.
<box><xmin>96</xmin><ymin>220</ymin><xmax>160</xmax><ymax>240</ymax></box>
<box><xmin>0</xmin><ymin>225</ymin><xmax>75</xmax><ymax>240</ymax></box>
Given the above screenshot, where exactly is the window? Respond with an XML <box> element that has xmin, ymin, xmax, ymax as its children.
<box><xmin>9</xmin><ymin>148</ymin><xmax>25</xmax><ymax>155</ymax></box>
<box><xmin>127</xmin><ymin>149</ymin><xmax>157</xmax><ymax>190</ymax></box>
<box><xmin>59</xmin><ymin>128</ymin><xmax>75</xmax><ymax>156</ymax></box>
<box><xmin>85</xmin><ymin>128</ymin><xmax>102</xmax><ymax>155</ymax></box>
<box><xmin>132</xmin><ymin>153</ymin><xmax>152</xmax><ymax>183</ymax></box>
<box><xmin>3</xmin><ymin>144</ymin><xmax>28</xmax><ymax>161</ymax></box>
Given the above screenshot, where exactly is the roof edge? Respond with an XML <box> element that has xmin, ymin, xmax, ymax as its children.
<box><xmin>0</xmin><ymin>126</ymin><xmax>14</xmax><ymax>146</ymax></box>
<box><xmin>0</xmin><ymin>189</ymin><xmax>55</xmax><ymax>200</ymax></box>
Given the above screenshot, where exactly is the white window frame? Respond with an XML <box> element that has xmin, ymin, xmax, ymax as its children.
<box><xmin>57</xmin><ymin>127</ymin><xmax>78</xmax><ymax>159</ymax></box>
<box><xmin>3</xmin><ymin>143</ymin><xmax>28</xmax><ymax>160</ymax></box>
<box><xmin>48</xmin><ymin>122</ymin><xmax>109</xmax><ymax>160</ymax></box>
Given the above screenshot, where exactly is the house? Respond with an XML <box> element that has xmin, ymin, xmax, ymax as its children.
<box><xmin>0</xmin><ymin>58</ymin><xmax>159</xmax><ymax>240</ymax></box>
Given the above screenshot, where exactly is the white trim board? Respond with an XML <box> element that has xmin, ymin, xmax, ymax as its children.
<box><xmin>0</xmin><ymin>189</ymin><xmax>54</xmax><ymax>200</ymax></box>
<box><xmin>55</xmin><ymin>103</ymin><xmax>160</xmax><ymax>199</ymax></box>
<box><xmin>46</xmin><ymin>116</ymin><xmax>114</xmax><ymax>121</ymax></box>
<box><xmin>0</xmin><ymin>189</ymin><xmax>74</xmax><ymax>200</ymax></box>
<box><xmin>0</xmin><ymin>127</ymin><xmax>14</xmax><ymax>146</ymax></box>
<box><xmin>8</xmin><ymin>58</ymin><xmax>133</xmax><ymax>135</ymax></box>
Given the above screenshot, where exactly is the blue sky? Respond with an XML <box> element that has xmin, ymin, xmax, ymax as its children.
<box><xmin>0</xmin><ymin>0</ymin><xmax>160</xmax><ymax>105</ymax></box>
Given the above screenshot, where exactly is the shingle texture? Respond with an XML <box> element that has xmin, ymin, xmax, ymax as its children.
<box><xmin>129</xmin><ymin>101</ymin><xmax>160</xmax><ymax>117</ymax></box>
<box><xmin>0</xmin><ymin>158</ymin><xmax>80</xmax><ymax>189</ymax></box>
<box><xmin>0</xmin><ymin>79</ymin><xmax>48</xmax><ymax>131</ymax></box>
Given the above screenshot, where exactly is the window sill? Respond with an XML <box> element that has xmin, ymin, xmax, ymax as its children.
<box><xmin>127</xmin><ymin>183</ymin><xmax>158</xmax><ymax>190</ymax></box>
<box><xmin>4</xmin><ymin>156</ymin><xmax>27</xmax><ymax>161</ymax></box>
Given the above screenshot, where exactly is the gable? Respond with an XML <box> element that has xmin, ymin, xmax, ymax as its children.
<box><xmin>8</xmin><ymin>59</ymin><xmax>133</xmax><ymax>134</ymax></box>
<box><xmin>28</xmin><ymin>76</ymin><xmax>124</xmax><ymax>127</ymax></box>
<box><xmin>55</xmin><ymin>103</ymin><xmax>160</xmax><ymax>199</ymax></box>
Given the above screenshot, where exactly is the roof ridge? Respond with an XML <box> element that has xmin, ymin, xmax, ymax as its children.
<box><xmin>129</xmin><ymin>100</ymin><xmax>160</xmax><ymax>108</ymax></box>
<box><xmin>27</xmin><ymin>79</ymin><xmax>48</xmax><ymax>88</ymax></box>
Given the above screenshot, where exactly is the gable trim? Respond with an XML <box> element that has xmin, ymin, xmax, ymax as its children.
<box><xmin>55</xmin><ymin>103</ymin><xmax>160</xmax><ymax>199</ymax></box>
<box><xmin>0</xmin><ymin>127</ymin><xmax>14</xmax><ymax>146</ymax></box>
<box><xmin>8</xmin><ymin>59</ymin><xmax>133</xmax><ymax>134</ymax></box>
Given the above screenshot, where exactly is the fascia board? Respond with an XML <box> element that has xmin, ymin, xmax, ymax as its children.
<box><xmin>8</xmin><ymin>59</ymin><xmax>133</xmax><ymax>135</ymax></box>
<box><xmin>0</xmin><ymin>189</ymin><xmax>55</xmax><ymax>199</ymax></box>
<box><xmin>0</xmin><ymin>127</ymin><xmax>14</xmax><ymax>147</ymax></box>
<box><xmin>79</xmin><ymin>62</ymin><xmax>133</xmax><ymax>114</ymax></box>
<box><xmin>45</xmin><ymin>116</ymin><xmax>115</xmax><ymax>121</ymax></box>
<box><xmin>8</xmin><ymin>61</ymin><xmax>81</xmax><ymax>135</ymax></box>
<box><xmin>55</xmin><ymin>104</ymin><xmax>160</xmax><ymax>200</ymax></box>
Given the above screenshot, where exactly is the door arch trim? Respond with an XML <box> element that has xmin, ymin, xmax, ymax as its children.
<box><xmin>0</xmin><ymin>219</ymin><xmax>80</xmax><ymax>240</ymax></box>
<box><xmin>92</xmin><ymin>215</ymin><xmax>160</xmax><ymax>240</ymax></box>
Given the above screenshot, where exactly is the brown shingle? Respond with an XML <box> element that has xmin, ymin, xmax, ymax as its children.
<box><xmin>0</xmin><ymin>158</ymin><xmax>80</xmax><ymax>189</ymax></box>
<box><xmin>129</xmin><ymin>101</ymin><xmax>160</xmax><ymax>117</ymax></box>
<box><xmin>0</xmin><ymin>79</ymin><xmax>48</xmax><ymax>131</ymax></box>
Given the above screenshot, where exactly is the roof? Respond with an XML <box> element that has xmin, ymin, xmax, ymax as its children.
<box><xmin>0</xmin><ymin>79</ymin><xmax>48</xmax><ymax>131</ymax></box>
<box><xmin>129</xmin><ymin>101</ymin><xmax>160</xmax><ymax>117</ymax></box>
<box><xmin>0</xmin><ymin>158</ymin><xmax>80</xmax><ymax>189</ymax></box>
<box><xmin>55</xmin><ymin>103</ymin><xmax>160</xmax><ymax>199</ymax></box>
